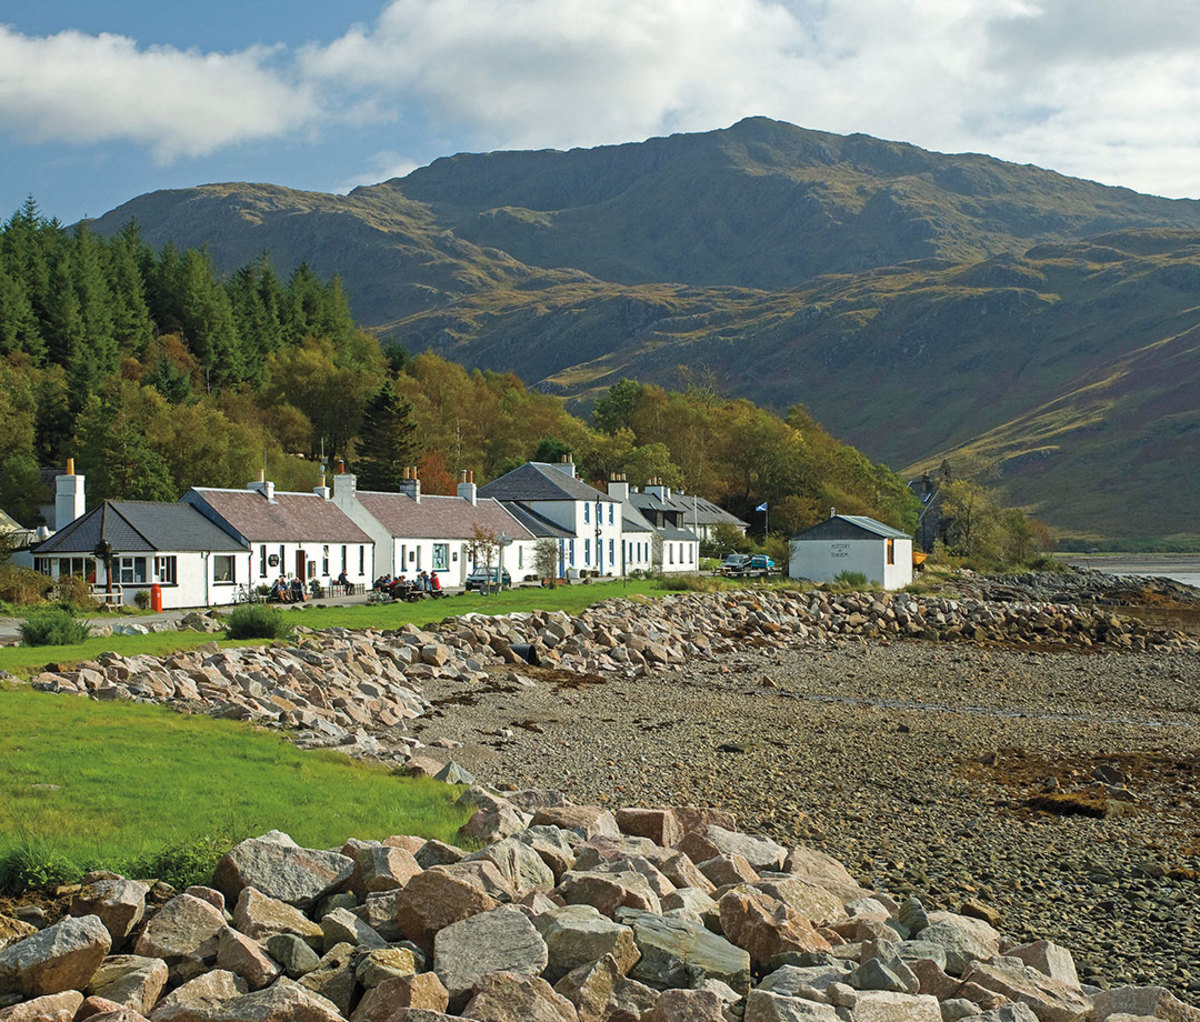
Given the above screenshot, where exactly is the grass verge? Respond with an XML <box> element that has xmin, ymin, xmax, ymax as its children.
<box><xmin>0</xmin><ymin>686</ymin><xmax>472</xmax><ymax>892</ymax></box>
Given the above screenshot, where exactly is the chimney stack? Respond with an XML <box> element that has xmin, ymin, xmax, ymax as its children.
<box><xmin>457</xmin><ymin>469</ymin><xmax>478</xmax><ymax>505</ymax></box>
<box><xmin>247</xmin><ymin>478</ymin><xmax>275</xmax><ymax>502</ymax></box>
<box><xmin>552</xmin><ymin>453</ymin><xmax>577</xmax><ymax>479</ymax></box>
<box><xmin>830</xmin><ymin>507</ymin><xmax>837</xmax><ymax>519</ymax></box>
<box><xmin>398</xmin><ymin>465</ymin><xmax>421</xmax><ymax>503</ymax></box>
<box><xmin>55</xmin><ymin>459</ymin><xmax>86</xmax><ymax>529</ymax></box>
<box><xmin>607</xmin><ymin>472</ymin><xmax>630</xmax><ymax>501</ymax></box>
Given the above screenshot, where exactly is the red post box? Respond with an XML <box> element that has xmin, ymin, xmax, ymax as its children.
<box><xmin>150</xmin><ymin>583</ymin><xmax>163</xmax><ymax>613</ymax></box>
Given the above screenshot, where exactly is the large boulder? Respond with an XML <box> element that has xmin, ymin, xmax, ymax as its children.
<box><xmin>466</xmin><ymin>837</ymin><xmax>556</xmax><ymax>895</ymax></box>
<box><xmin>962</xmin><ymin>961</ymin><xmax>1091</xmax><ymax>1022</ymax></box>
<box><xmin>71</xmin><ymin>878</ymin><xmax>150</xmax><ymax>943</ymax></box>
<box><xmin>0</xmin><ymin>913</ymin><xmax>111</xmax><ymax>998</ymax></box>
<box><xmin>351</xmin><ymin>972</ymin><xmax>449</xmax><ymax>1022</ymax></box>
<box><xmin>679</xmin><ymin>827</ymin><xmax>786</xmax><ymax>873</ymax></box>
<box><xmin>213</xmin><ymin>833</ymin><xmax>353</xmax><ymax>910</ymax></box>
<box><xmin>0</xmin><ymin>990</ymin><xmax>86</xmax><ymax>1022</ymax></box>
<box><xmin>232</xmin><ymin>889</ymin><xmax>323</xmax><ymax>947</ymax></box>
<box><xmin>133</xmin><ymin>896</ymin><xmax>225</xmax><ymax>965</ymax></box>
<box><xmin>433</xmin><ymin>906</ymin><xmax>548</xmax><ymax>1010</ymax></box>
<box><xmin>783</xmin><ymin>846</ymin><xmax>873</xmax><ymax>903</ymax></box>
<box><xmin>146</xmin><ymin>969</ymin><xmax>247</xmax><ymax>1021</ymax></box>
<box><xmin>392</xmin><ymin>867</ymin><xmax>500</xmax><ymax>955</ymax></box>
<box><xmin>533</xmin><ymin>904</ymin><xmax>639</xmax><ymax>984</ymax></box>
<box><xmin>717</xmin><ymin>889</ymin><xmax>831</xmax><ymax>970</ymax></box>
<box><xmin>462</xmin><ymin>970</ymin><xmax>579</xmax><ymax>1022</ymax></box>
<box><xmin>918</xmin><ymin>912</ymin><xmax>1002</xmax><ymax>976</ymax></box>
<box><xmin>1089</xmin><ymin>985</ymin><xmax>1200</xmax><ymax>1022</ymax></box>
<box><xmin>641</xmin><ymin>987</ymin><xmax>726</xmax><ymax>1021</ymax></box>
<box><xmin>617</xmin><ymin>908</ymin><xmax>751</xmax><ymax>995</ymax></box>
<box><xmin>88</xmin><ymin>956</ymin><xmax>169</xmax><ymax>1014</ymax></box>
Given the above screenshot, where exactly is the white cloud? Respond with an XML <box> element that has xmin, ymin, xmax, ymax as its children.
<box><xmin>298</xmin><ymin>0</ymin><xmax>1200</xmax><ymax>198</ymax></box>
<box><xmin>8</xmin><ymin>2</ymin><xmax>1200</xmax><ymax>199</ymax></box>
<box><xmin>0</xmin><ymin>25</ymin><xmax>317</xmax><ymax>160</ymax></box>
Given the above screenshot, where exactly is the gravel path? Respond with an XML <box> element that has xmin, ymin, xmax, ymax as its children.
<box><xmin>407</xmin><ymin>636</ymin><xmax>1200</xmax><ymax>995</ymax></box>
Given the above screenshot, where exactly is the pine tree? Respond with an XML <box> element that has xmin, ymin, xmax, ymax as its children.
<box><xmin>355</xmin><ymin>381</ymin><xmax>419</xmax><ymax>491</ymax></box>
<box><xmin>106</xmin><ymin>220</ymin><xmax>155</xmax><ymax>358</ymax></box>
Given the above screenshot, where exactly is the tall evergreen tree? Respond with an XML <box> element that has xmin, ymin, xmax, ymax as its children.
<box><xmin>106</xmin><ymin>220</ymin><xmax>155</xmax><ymax>358</ymax></box>
<box><xmin>178</xmin><ymin>248</ymin><xmax>242</xmax><ymax>390</ymax></box>
<box><xmin>355</xmin><ymin>381</ymin><xmax>419</xmax><ymax>491</ymax></box>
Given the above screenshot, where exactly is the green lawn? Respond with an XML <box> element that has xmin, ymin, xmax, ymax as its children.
<box><xmin>0</xmin><ymin>686</ymin><xmax>473</xmax><ymax>891</ymax></box>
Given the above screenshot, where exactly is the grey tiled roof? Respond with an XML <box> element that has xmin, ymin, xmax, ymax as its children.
<box><xmin>33</xmin><ymin>501</ymin><xmax>246</xmax><ymax>554</ymax></box>
<box><xmin>501</xmin><ymin>502</ymin><xmax>574</xmax><ymax>539</ymax></box>
<box><xmin>666</xmin><ymin>492</ymin><xmax>748</xmax><ymax>528</ymax></box>
<box><xmin>479</xmin><ymin>463</ymin><xmax>617</xmax><ymax>504</ymax></box>
<box><xmin>357</xmin><ymin>492</ymin><xmax>533</xmax><ymax>541</ymax></box>
<box><xmin>792</xmin><ymin>514</ymin><xmax>911</xmax><ymax>541</ymax></box>
<box><xmin>185</xmin><ymin>488</ymin><xmax>372</xmax><ymax>544</ymax></box>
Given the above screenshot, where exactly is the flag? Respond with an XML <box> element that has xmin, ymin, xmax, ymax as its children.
<box><xmin>755</xmin><ymin>501</ymin><xmax>768</xmax><ymax>512</ymax></box>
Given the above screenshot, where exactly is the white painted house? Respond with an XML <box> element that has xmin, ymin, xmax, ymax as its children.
<box><xmin>478</xmin><ymin>458</ymin><xmax>623</xmax><ymax>578</ymax></box>
<box><xmin>625</xmin><ymin>480</ymin><xmax>701</xmax><ymax>573</ymax></box>
<box><xmin>331</xmin><ymin>467</ymin><xmax>536</xmax><ymax>586</ymax></box>
<box><xmin>30</xmin><ymin>500</ymin><xmax>249</xmax><ymax>608</ymax></box>
<box><xmin>789</xmin><ymin>512</ymin><xmax>914</xmax><ymax>590</ymax></box>
<box><xmin>182</xmin><ymin>480</ymin><xmax>374</xmax><ymax>594</ymax></box>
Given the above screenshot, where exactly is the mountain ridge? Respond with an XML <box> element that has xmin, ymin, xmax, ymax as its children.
<box><xmin>86</xmin><ymin>118</ymin><xmax>1200</xmax><ymax>541</ymax></box>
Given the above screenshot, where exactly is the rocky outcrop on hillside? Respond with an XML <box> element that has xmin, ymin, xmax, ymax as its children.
<box><xmin>3</xmin><ymin>797</ymin><xmax>1198</xmax><ymax>1022</ymax></box>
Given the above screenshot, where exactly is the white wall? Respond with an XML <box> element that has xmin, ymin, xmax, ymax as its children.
<box><xmin>789</xmin><ymin>537</ymin><xmax>913</xmax><ymax>590</ymax></box>
<box><xmin>524</xmin><ymin>498</ymin><xmax>622</xmax><ymax>576</ymax></box>
<box><xmin>247</xmin><ymin>541</ymin><xmax>373</xmax><ymax>591</ymax></box>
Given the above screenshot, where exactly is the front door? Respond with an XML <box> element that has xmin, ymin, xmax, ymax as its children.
<box><xmin>295</xmin><ymin>550</ymin><xmax>306</xmax><ymax>582</ymax></box>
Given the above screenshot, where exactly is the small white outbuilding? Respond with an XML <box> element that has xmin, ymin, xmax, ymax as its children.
<box><xmin>789</xmin><ymin>512</ymin><xmax>913</xmax><ymax>590</ymax></box>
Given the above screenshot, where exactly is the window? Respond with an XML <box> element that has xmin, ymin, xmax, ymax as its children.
<box><xmin>433</xmin><ymin>543</ymin><xmax>449</xmax><ymax>571</ymax></box>
<box><xmin>322</xmin><ymin>545</ymin><xmax>330</xmax><ymax>576</ymax></box>
<box><xmin>62</xmin><ymin>557</ymin><xmax>95</xmax><ymax>579</ymax></box>
<box><xmin>154</xmin><ymin>556</ymin><xmax>177</xmax><ymax>585</ymax></box>
<box><xmin>518</xmin><ymin>546</ymin><xmax>523</xmax><ymax>569</ymax></box>
<box><xmin>213</xmin><ymin>555</ymin><xmax>235</xmax><ymax>584</ymax></box>
<box><xmin>583</xmin><ymin>502</ymin><xmax>589</xmax><ymax>524</ymax></box>
<box><xmin>668</xmin><ymin>544</ymin><xmax>674</xmax><ymax>565</ymax></box>
<box><xmin>259</xmin><ymin>546</ymin><xmax>267</xmax><ymax>578</ymax></box>
<box><xmin>118</xmin><ymin>557</ymin><xmax>148</xmax><ymax>585</ymax></box>
<box><xmin>584</xmin><ymin>538</ymin><xmax>590</xmax><ymax>565</ymax></box>
<box><xmin>569</xmin><ymin>539</ymin><xmax>575</xmax><ymax>566</ymax></box>
<box><xmin>341</xmin><ymin>545</ymin><xmax>347</xmax><ymax>571</ymax></box>
<box><xmin>359</xmin><ymin>546</ymin><xmax>365</xmax><ymax>573</ymax></box>
<box><xmin>886</xmin><ymin>538</ymin><xmax>895</xmax><ymax>565</ymax></box>
<box><xmin>609</xmin><ymin>538</ymin><xmax>614</xmax><ymax>565</ymax></box>
<box><xmin>34</xmin><ymin>557</ymin><xmax>50</xmax><ymax>576</ymax></box>
<box><xmin>608</xmin><ymin>503</ymin><xmax>614</xmax><ymax>525</ymax></box>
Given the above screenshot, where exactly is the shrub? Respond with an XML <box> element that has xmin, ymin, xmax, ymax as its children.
<box><xmin>53</xmin><ymin>574</ymin><xmax>102</xmax><ymax>612</ymax></box>
<box><xmin>0</xmin><ymin>564</ymin><xmax>54</xmax><ymax>605</ymax></box>
<box><xmin>835</xmin><ymin>570</ymin><xmax>869</xmax><ymax>588</ymax></box>
<box><xmin>0</xmin><ymin>843</ymin><xmax>82</xmax><ymax>892</ymax></box>
<box><xmin>225</xmin><ymin>604</ymin><xmax>295</xmax><ymax>641</ymax></box>
<box><xmin>124</xmin><ymin>834</ymin><xmax>230</xmax><ymax>889</ymax></box>
<box><xmin>655</xmin><ymin>572</ymin><xmax>722</xmax><ymax>593</ymax></box>
<box><xmin>19</xmin><ymin>609</ymin><xmax>91</xmax><ymax>646</ymax></box>
<box><xmin>133</xmin><ymin>588</ymin><xmax>151</xmax><ymax>610</ymax></box>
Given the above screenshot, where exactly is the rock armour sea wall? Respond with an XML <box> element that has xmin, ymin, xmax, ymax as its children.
<box><xmin>22</xmin><ymin>589</ymin><xmax>1200</xmax><ymax>763</ymax></box>
<box><xmin>3</xmin><ymin>797</ymin><xmax>1199</xmax><ymax>1022</ymax></box>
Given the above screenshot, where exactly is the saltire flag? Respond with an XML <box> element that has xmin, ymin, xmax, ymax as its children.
<box><xmin>755</xmin><ymin>501</ymin><xmax>768</xmax><ymax>511</ymax></box>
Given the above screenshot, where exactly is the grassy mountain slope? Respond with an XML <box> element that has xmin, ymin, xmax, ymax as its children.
<box><xmin>85</xmin><ymin>120</ymin><xmax>1200</xmax><ymax>540</ymax></box>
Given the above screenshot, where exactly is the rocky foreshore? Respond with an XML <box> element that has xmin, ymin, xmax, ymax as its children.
<box><xmin>6</xmin><ymin>575</ymin><xmax>1200</xmax><ymax>1013</ymax></box>
<box><xmin>3</xmin><ymin>798</ymin><xmax>1199</xmax><ymax>1022</ymax></box>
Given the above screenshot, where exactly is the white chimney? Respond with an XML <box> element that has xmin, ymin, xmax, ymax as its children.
<box><xmin>645</xmin><ymin>477</ymin><xmax>671</xmax><ymax>502</ymax></box>
<box><xmin>55</xmin><ymin>458</ymin><xmax>85</xmax><ymax>529</ymax></box>
<box><xmin>457</xmin><ymin>469</ymin><xmax>477</xmax><ymax>505</ymax></box>
<box><xmin>332</xmin><ymin>468</ymin><xmax>358</xmax><ymax>510</ymax></box>
<box><xmin>313</xmin><ymin>485</ymin><xmax>331</xmax><ymax>500</ymax></box>
<box><xmin>551</xmin><ymin>454</ymin><xmax>577</xmax><ymax>479</ymax></box>
<box><xmin>830</xmin><ymin>507</ymin><xmax>837</xmax><ymax>518</ymax></box>
<box><xmin>247</xmin><ymin>476</ymin><xmax>275</xmax><ymax>502</ymax></box>
<box><xmin>607</xmin><ymin>473</ymin><xmax>630</xmax><ymax>501</ymax></box>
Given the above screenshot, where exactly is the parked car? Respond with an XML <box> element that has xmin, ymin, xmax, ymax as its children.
<box><xmin>746</xmin><ymin>554</ymin><xmax>776</xmax><ymax>575</ymax></box>
<box><xmin>720</xmin><ymin>553</ymin><xmax>752</xmax><ymax>575</ymax></box>
<box><xmin>464</xmin><ymin>567</ymin><xmax>512</xmax><ymax>592</ymax></box>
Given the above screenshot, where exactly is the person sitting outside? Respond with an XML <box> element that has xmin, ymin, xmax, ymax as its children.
<box><xmin>336</xmin><ymin>569</ymin><xmax>350</xmax><ymax>593</ymax></box>
<box><xmin>430</xmin><ymin>571</ymin><xmax>442</xmax><ymax>595</ymax></box>
<box><xmin>289</xmin><ymin>576</ymin><xmax>305</xmax><ymax>602</ymax></box>
<box><xmin>269</xmin><ymin>576</ymin><xmax>287</xmax><ymax>602</ymax></box>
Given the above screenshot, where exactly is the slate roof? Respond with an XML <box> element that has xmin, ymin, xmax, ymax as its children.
<box><xmin>502</xmin><ymin>502</ymin><xmax>574</xmax><ymax>539</ymax></box>
<box><xmin>33</xmin><ymin>501</ymin><xmax>246</xmax><ymax>554</ymax></box>
<box><xmin>792</xmin><ymin>514</ymin><xmax>911</xmax><ymax>541</ymax></box>
<box><xmin>478</xmin><ymin>463</ymin><xmax>617</xmax><ymax>504</ymax></box>
<box><xmin>357</xmin><ymin>492</ymin><xmax>533</xmax><ymax>541</ymax></box>
<box><xmin>184</xmin><ymin>488</ymin><xmax>372</xmax><ymax>544</ymax></box>
<box><xmin>665</xmin><ymin>492</ymin><xmax>748</xmax><ymax>528</ymax></box>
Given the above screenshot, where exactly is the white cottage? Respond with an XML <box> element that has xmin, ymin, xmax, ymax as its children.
<box><xmin>478</xmin><ymin>458</ymin><xmax>623</xmax><ymax>578</ymax></box>
<box><xmin>182</xmin><ymin>480</ymin><xmax>374</xmax><ymax>594</ymax></box>
<box><xmin>331</xmin><ymin>468</ymin><xmax>535</xmax><ymax>586</ymax></box>
<box><xmin>30</xmin><ymin>500</ymin><xmax>249</xmax><ymax>608</ymax></box>
<box><xmin>789</xmin><ymin>512</ymin><xmax>913</xmax><ymax>590</ymax></box>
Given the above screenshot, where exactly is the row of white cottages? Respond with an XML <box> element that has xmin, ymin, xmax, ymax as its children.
<box><xmin>22</xmin><ymin>457</ymin><xmax>749</xmax><ymax>610</ymax></box>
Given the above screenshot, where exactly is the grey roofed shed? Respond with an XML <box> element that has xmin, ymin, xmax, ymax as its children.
<box><xmin>32</xmin><ymin>500</ymin><xmax>247</xmax><ymax>554</ymax></box>
<box><xmin>790</xmin><ymin>514</ymin><xmax>910</xmax><ymax>541</ymax></box>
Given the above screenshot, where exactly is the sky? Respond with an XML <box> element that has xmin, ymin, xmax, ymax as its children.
<box><xmin>4</xmin><ymin>0</ymin><xmax>1200</xmax><ymax>224</ymax></box>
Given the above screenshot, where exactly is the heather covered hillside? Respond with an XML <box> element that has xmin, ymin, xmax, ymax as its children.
<box><xmin>82</xmin><ymin>119</ymin><xmax>1200</xmax><ymax>542</ymax></box>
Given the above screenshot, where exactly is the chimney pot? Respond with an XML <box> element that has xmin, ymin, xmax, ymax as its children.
<box><xmin>336</xmin><ymin>459</ymin><xmax>345</xmax><ymax>474</ymax></box>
